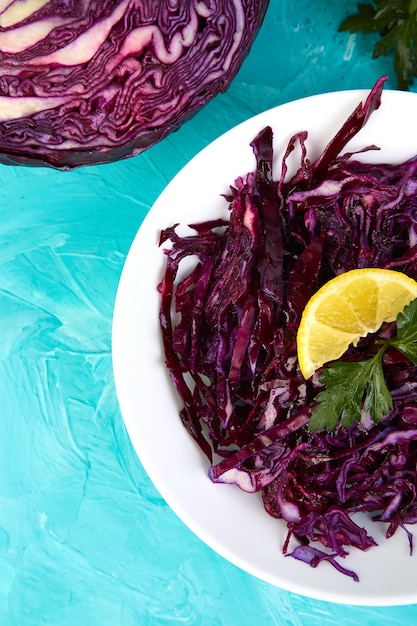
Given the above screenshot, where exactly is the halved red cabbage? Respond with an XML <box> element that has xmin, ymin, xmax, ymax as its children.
<box><xmin>0</xmin><ymin>0</ymin><xmax>268</xmax><ymax>169</ymax></box>
<box><xmin>159</xmin><ymin>76</ymin><xmax>417</xmax><ymax>580</ymax></box>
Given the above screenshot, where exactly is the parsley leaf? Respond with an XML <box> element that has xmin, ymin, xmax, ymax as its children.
<box><xmin>309</xmin><ymin>297</ymin><xmax>417</xmax><ymax>432</ymax></box>
<box><xmin>309</xmin><ymin>350</ymin><xmax>392</xmax><ymax>432</ymax></box>
<box><xmin>339</xmin><ymin>1</ymin><xmax>417</xmax><ymax>90</ymax></box>
<box><xmin>386</xmin><ymin>297</ymin><xmax>417</xmax><ymax>364</ymax></box>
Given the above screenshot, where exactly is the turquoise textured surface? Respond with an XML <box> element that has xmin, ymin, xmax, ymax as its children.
<box><xmin>1</xmin><ymin>1</ymin><xmax>417</xmax><ymax>624</ymax></box>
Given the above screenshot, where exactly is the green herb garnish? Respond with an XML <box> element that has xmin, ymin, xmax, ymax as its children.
<box><xmin>309</xmin><ymin>297</ymin><xmax>417</xmax><ymax>431</ymax></box>
<box><xmin>339</xmin><ymin>1</ymin><xmax>417</xmax><ymax>90</ymax></box>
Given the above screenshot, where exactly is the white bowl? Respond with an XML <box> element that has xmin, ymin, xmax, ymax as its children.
<box><xmin>112</xmin><ymin>87</ymin><xmax>417</xmax><ymax>606</ymax></box>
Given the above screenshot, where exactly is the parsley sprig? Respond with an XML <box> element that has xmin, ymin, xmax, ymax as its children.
<box><xmin>309</xmin><ymin>297</ymin><xmax>417</xmax><ymax>432</ymax></box>
<box><xmin>339</xmin><ymin>1</ymin><xmax>417</xmax><ymax>90</ymax></box>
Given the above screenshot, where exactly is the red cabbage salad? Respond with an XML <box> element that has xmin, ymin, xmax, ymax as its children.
<box><xmin>158</xmin><ymin>76</ymin><xmax>417</xmax><ymax>581</ymax></box>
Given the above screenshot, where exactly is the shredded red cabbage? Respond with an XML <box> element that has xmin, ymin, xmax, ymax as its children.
<box><xmin>158</xmin><ymin>76</ymin><xmax>417</xmax><ymax>581</ymax></box>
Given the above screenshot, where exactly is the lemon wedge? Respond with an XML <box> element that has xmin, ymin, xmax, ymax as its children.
<box><xmin>296</xmin><ymin>268</ymin><xmax>417</xmax><ymax>379</ymax></box>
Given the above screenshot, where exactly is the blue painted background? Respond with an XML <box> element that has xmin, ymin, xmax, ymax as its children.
<box><xmin>1</xmin><ymin>0</ymin><xmax>417</xmax><ymax>624</ymax></box>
